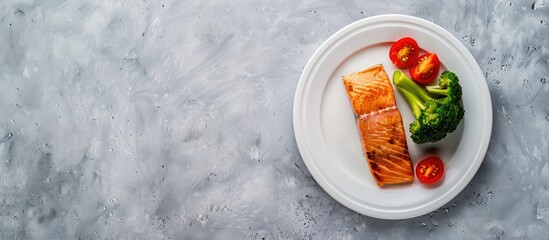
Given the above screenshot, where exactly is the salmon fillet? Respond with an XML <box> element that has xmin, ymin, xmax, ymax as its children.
<box><xmin>342</xmin><ymin>64</ymin><xmax>414</xmax><ymax>186</ymax></box>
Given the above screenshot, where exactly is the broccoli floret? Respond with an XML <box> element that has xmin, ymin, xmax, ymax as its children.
<box><xmin>426</xmin><ymin>70</ymin><xmax>462</xmax><ymax>102</ymax></box>
<box><xmin>393</xmin><ymin>70</ymin><xmax>465</xmax><ymax>144</ymax></box>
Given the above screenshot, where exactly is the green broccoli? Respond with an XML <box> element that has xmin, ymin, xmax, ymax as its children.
<box><xmin>393</xmin><ymin>70</ymin><xmax>464</xmax><ymax>144</ymax></box>
<box><xmin>425</xmin><ymin>70</ymin><xmax>463</xmax><ymax>102</ymax></box>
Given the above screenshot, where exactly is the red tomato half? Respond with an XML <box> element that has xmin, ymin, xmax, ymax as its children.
<box><xmin>416</xmin><ymin>156</ymin><xmax>444</xmax><ymax>184</ymax></box>
<box><xmin>409</xmin><ymin>53</ymin><xmax>441</xmax><ymax>85</ymax></box>
<box><xmin>389</xmin><ymin>37</ymin><xmax>420</xmax><ymax>69</ymax></box>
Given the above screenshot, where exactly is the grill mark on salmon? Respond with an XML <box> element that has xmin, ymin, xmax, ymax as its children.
<box><xmin>343</xmin><ymin>64</ymin><xmax>414</xmax><ymax>186</ymax></box>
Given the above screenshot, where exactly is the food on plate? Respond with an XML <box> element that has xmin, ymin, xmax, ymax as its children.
<box><xmin>409</xmin><ymin>53</ymin><xmax>440</xmax><ymax>85</ymax></box>
<box><xmin>392</xmin><ymin>70</ymin><xmax>464</xmax><ymax>144</ymax></box>
<box><xmin>389</xmin><ymin>37</ymin><xmax>420</xmax><ymax>69</ymax></box>
<box><xmin>342</xmin><ymin>64</ymin><xmax>414</xmax><ymax>186</ymax></box>
<box><xmin>416</xmin><ymin>156</ymin><xmax>444</xmax><ymax>184</ymax></box>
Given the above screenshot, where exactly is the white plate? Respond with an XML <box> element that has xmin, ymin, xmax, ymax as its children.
<box><xmin>293</xmin><ymin>14</ymin><xmax>492</xmax><ymax>219</ymax></box>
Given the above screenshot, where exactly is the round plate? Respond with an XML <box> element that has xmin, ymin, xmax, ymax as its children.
<box><xmin>293</xmin><ymin>14</ymin><xmax>492</xmax><ymax>219</ymax></box>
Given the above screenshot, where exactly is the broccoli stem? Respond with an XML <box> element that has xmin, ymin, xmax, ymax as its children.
<box><xmin>426</xmin><ymin>86</ymin><xmax>448</xmax><ymax>96</ymax></box>
<box><xmin>392</xmin><ymin>70</ymin><xmax>433</xmax><ymax>102</ymax></box>
<box><xmin>392</xmin><ymin>70</ymin><xmax>433</xmax><ymax>119</ymax></box>
<box><xmin>396</xmin><ymin>87</ymin><xmax>424</xmax><ymax>119</ymax></box>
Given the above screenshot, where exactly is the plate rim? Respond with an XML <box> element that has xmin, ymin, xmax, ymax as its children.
<box><xmin>292</xmin><ymin>14</ymin><xmax>493</xmax><ymax>219</ymax></box>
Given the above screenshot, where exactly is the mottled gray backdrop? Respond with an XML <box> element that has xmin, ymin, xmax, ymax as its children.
<box><xmin>1</xmin><ymin>0</ymin><xmax>548</xmax><ymax>239</ymax></box>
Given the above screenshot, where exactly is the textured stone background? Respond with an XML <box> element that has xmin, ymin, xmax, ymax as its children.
<box><xmin>0</xmin><ymin>0</ymin><xmax>548</xmax><ymax>239</ymax></box>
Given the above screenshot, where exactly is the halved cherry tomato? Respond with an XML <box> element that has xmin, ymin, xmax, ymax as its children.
<box><xmin>416</xmin><ymin>156</ymin><xmax>444</xmax><ymax>184</ymax></box>
<box><xmin>409</xmin><ymin>53</ymin><xmax>440</xmax><ymax>85</ymax></box>
<box><xmin>389</xmin><ymin>37</ymin><xmax>420</xmax><ymax>69</ymax></box>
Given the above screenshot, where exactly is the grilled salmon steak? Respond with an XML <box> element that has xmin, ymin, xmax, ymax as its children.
<box><xmin>342</xmin><ymin>64</ymin><xmax>414</xmax><ymax>186</ymax></box>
